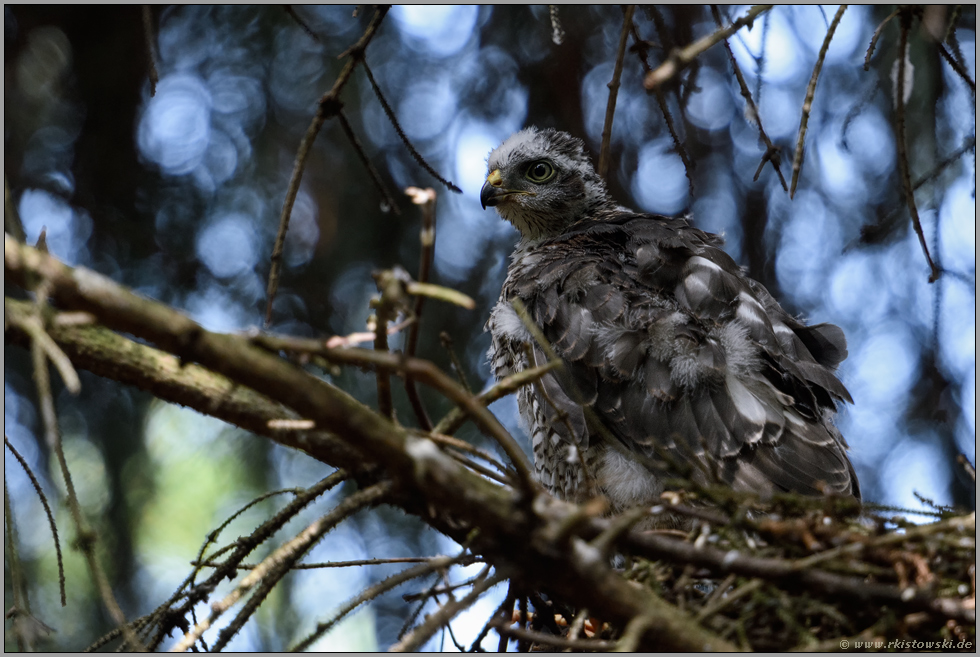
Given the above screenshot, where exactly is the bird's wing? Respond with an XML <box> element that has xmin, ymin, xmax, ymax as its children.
<box><xmin>502</xmin><ymin>212</ymin><xmax>859</xmax><ymax>499</ymax></box>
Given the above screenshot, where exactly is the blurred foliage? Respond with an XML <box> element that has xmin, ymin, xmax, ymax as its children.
<box><xmin>3</xmin><ymin>4</ymin><xmax>975</xmax><ymax>651</ymax></box>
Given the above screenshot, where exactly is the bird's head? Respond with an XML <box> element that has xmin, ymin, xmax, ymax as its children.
<box><xmin>481</xmin><ymin>127</ymin><xmax>615</xmax><ymax>241</ymax></box>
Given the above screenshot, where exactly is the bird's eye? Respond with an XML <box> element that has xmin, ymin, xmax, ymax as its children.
<box><xmin>524</xmin><ymin>160</ymin><xmax>556</xmax><ymax>183</ymax></box>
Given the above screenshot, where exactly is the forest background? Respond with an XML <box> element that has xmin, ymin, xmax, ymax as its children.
<box><xmin>4</xmin><ymin>4</ymin><xmax>976</xmax><ymax>651</ymax></box>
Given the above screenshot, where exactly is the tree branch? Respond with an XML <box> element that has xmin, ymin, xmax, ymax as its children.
<box><xmin>643</xmin><ymin>4</ymin><xmax>773</xmax><ymax>90</ymax></box>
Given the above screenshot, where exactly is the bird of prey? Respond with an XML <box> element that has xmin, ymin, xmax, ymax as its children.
<box><xmin>480</xmin><ymin>127</ymin><xmax>859</xmax><ymax>520</ymax></box>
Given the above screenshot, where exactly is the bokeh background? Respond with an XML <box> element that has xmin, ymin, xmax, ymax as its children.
<box><xmin>4</xmin><ymin>5</ymin><xmax>975</xmax><ymax>651</ymax></box>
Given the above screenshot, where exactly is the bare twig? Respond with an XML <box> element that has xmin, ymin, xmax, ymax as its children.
<box><xmin>249</xmin><ymin>331</ymin><xmax>537</xmax><ymax>495</ymax></box>
<box><xmin>170</xmin><ymin>480</ymin><xmax>392</xmax><ymax>652</ymax></box>
<box><xmin>789</xmin><ymin>4</ymin><xmax>847</xmax><ymax>199</ymax></box>
<box><xmin>289</xmin><ymin>552</ymin><xmax>474</xmax><ymax>652</ymax></box>
<box><xmin>5</xmin><ymin>478</ymin><xmax>31</xmax><ymax>651</ymax></box>
<box><xmin>403</xmin><ymin>186</ymin><xmax>438</xmax><ymax>430</ymax></box>
<box><xmin>753</xmin><ymin>10</ymin><xmax>769</xmax><ymax>103</ymax></box>
<box><xmin>193</xmin><ymin>556</ymin><xmax>441</xmax><ymax>570</ymax></box>
<box><xmin>857</xmin><ymin>136</ymin><xmax>975</xmax><ymax>245</ymax></box>
<box><xmin>644</xmin><ymin>5</ymin><xmax>773</xmax><ymax>90</ymax></box>
<box><xmin>439</xmin><ymin>331</ymin><xmax>472</xmax><ymax>394</ymax></box>
<box><xmin>4</xmin><ymin>437</ymin><xmax>66</xmax><ymax>606</ymax></box>
<box><xmin>336</xmin><ymin>109</ymin><xmax>400</xmax><ymax>215</ymax></box>
<box><xmin>141</xmin><ymin>6</ymin><xmax>159</xmax><ymax>96</ymax></box>
<box><xmin>361</xmin><ymin>59</ymin><xmax>462</xmax><ymax>194</ymax></box>
<box><xmin>937</xmin><ymin>41</ymin><xmax>976</xmax><ymax>93</ymax></box>
<box><xmin>696</xmin><ymin>578</ymin><xmax>762</xmax><ymax>622</ymax></box>
<box><xmin>598</xmin><ymin>5</ymin><xmax>635</xmax><ymax>180</ymax></box>
<box><xmin>619</xmin><ymin>520</ymin><xmax>975</xmax><ymax>624</ymax></box>
<box><xmin>392</xmin><ymin>568</ymin><xmax>504</xmax><ymax>652</ymax></box>
<box><xmin>426</xmin><ymin>432</ymin><xmax>510</xmax><ymax>478</ymax></box>
<box><xmin>143</xmin><ymin>474</ymin><xmax>346</xmax><ymax>650</ymax></box>
<box><xmin>264</xmin><ymin>6</ymin><xmax>389</xmax><ymax>327</ymax></box>
<box><xmin>282</xmin><ymin>5</ymin><xmax>320</xmax><ymax>42</ymax></box>
<box><xmin>956</xmin><ymin>454</ymin><xmax>976</xmax><ymax>483</ymax></box>
<box><xmin>893</xmin><ymin>13</ymin><xmax>941</xmax><ymax>282</ymax></box>
<box><xmin>711</xmin><ymin>5</ymin><xmax>788</xmax><ymax>191</ymax></box>
<box><xmin>6</xmin><ymin>299</ymin><xmax>81</xmax><ymax>394</ymax></box>
<box><xmin>470</xmin><ymin>584</ymin><xmax>516</xmax><ymax>652</ymax></box>
<box><xmin>314</xmin><ymin>345</ymin><xmax>538</xmax><ymax>494</ymax></box>
<box><xmin>491</xmin><ymin>621</ymin><xmax>617</xmax><ymax>651</ymax></box>
<box><xmin>372</xmin><ymin>280</ymin><xmax>396</xmax><ymax>422</ymax></box>
<box><xmin>865</xmin><ymin>8</ymin><xmax>900</xmax><ymax>70</ymax></box>
<box><xmin>30</xmin><ymin>297</ymin><xmax>142</xmax><ymax>648</ymax></box>
<box><xmin>943</xmin><ymin>6</ymin><xmax>967</xmax><ymax>70</ymax></box>
<box><xmin>432</xmin><ymin>360</ymin><xmax>560</xmax><ymax>437</ymax></box>
<box><xmin>630</xmin><ymin>21</ymin><xmax>695</xmax><ymax>198</ymax></box>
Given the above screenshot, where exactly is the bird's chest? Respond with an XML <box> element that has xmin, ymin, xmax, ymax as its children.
<box><xmin>487</xmin><ymin>295</ymin><xmax>598</xmax><ymax>503</ymax></box>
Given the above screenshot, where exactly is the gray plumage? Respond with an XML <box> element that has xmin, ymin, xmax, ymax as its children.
<box><xmin>481</xmin><ymin>127</ymin><xmax>859</xmax><ymax>519</ymax></box>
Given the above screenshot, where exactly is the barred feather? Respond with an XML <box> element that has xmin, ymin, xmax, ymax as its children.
<box><xmin>484</xmin><ymin>128</ymin><xmax>859</xmax><ymax>516</ymax></box>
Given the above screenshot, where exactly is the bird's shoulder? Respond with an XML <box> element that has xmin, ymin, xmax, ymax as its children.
<box><xmin>490</xmin><ymin>210</ymin><xmax>858</xmax><ymax>498</ymax></box>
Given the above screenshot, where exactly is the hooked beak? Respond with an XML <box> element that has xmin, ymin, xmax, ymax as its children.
<box><xmin>480</xmin><ymin>169</ymin><xmax>533</xmax><ymax>209</ymax></box>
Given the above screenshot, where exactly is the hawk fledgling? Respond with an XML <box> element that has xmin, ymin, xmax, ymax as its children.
<box><xmin>481</xmin><ymin>127</ymin><xmax>859</xmax><ymax>518</ymax></box>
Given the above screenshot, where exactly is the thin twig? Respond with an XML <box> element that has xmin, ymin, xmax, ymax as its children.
<box><xmin>361</xmin><ymin>59</ymin><xmax>462</xmax><ymax>194</ymax></box>
<box><xmin>956</xmin><ymin>454</ymin><xmax>976</xmax><ymax>483</ymax></box>
<box><xmin>937</xmin><ymin>41</ymin><xmax>976</xmax><ymax>93</ymax></box>
<box><xmin>439</xmin><ymin>331</ymin><xmax>472</xmax><ymax>394</ymax></box>
<box><xmin>696</xmin><ymin>578</ymin><xmax>762</xmax><ymax>622</ymax></box>
<box><xmin>401</xmin><ymin>571</ymin><xmax>487</xmax><ymax>602</ymax></box>
<box><xmin>396</xmin><ymin>572</ymin><xmax>445</xmax><ymax>640</ymax></box>
<box><xmin>470</xmin><ymin>585</ymin><xmax>515</xmax><ymax>652</ymax></box>
<box><xmin>943</xmin><ymin>6</ymin><xmax>967</xmax><ymax>70</ymax></box>
<box><xmin>391</xmin><ymin>568</ymin><xmax>504</xmax><ymax>652</ymax></box>
<box><xmin>426</xmin><ymin>432</ymin><xmax>511</xmax><ymax>478</ymax></box>
<box><xmin>840</xmin><ymin>78</ymin><xmax>882</xmax><ymax>150</ymax></box>
<box><xmin>30</xmin><ymin>297</ymin><xmax>143</xmax><ymax>649</ymax></box>
<box><xmin>865</xmin><ymin>8</ymin><xmax>899</xmax><ymax>70</ymax></box>
<box><xmin>491</xmin><ymin>621</ymin><xmax>617</xmax><ymax>651</ymax></box>
<box><xmin>251</xmin><ymin>329</ymin><xmax>537</xmax><ymax>494</ymax></box>
<box><xmin>431</xmin><ymin>360</ymin><xmax>560</xmax><ymax>437</ymax></box>
<box><xmin>630</xmin><ymin>21</ymin><xmax>695</xmax><ymax>198</ymax></box>
<box><xmin>789</xmin><ymin>4</ymin><xmax>847</xmax><ymax>199</ymax></box>
<box><xmin>4</xmin><ymin>477</ymin><xmax>32</xmax><ymax>651</ymax></box>
<box><xmin>143</xmin><ymin>474</ymin><xmax>345</xmax><ymax>650</ymax></box>
<box><xmin>403</xmin><ymin>186</ymin><xmax>438</xmax><ymax>431</ymax></box>
<box><xmin>141</xmin><ymin>6</ymin><xmax>159</xmax><ymax>96</ymax></box>
<box><xmin>644</xmin><ymin>5</ymin><xmax>773</xmax><ymax>90</ymax></box>
<box><xmin>170</xmin><ymin>481</ymin><xmax>392</xmax><ymax>652</ymax></box>
<box><xmin>282</xmin><ymin>5</ymin><xmax>320</xmax><ymax>42</ymax></box>
<box><xmin>857</xmin><ymin>136</ymin><xmax>975</xmax><ymax>245</ymax></box>
<box><xmin>289</xmin><ymin>552</ymin><xmax>474</xmax><ymax>652</ymax></box>
<box><xmin>4</xmin><ymin>436</ymin><xmax>66</xmax><ymax>606</ymax></box>
<box><xmin>446</xmin><ymin>450</ymin><xmax>511</xmax><ymax>485</ymax></box>
<box><xmin>894</xmin><ymin>12</ymin><xmax>941</xmax><ymax>282</ymax></box>
<box><xmin>264</xmin><ymin>6</ymin><xmax>389</xmax><ymax>327</ymax></box>
<box><xmin>336</xmin><ymin>109</ymin><xmax>400</xmax><ymax>215</ymax></box>
<box><xmin>598</xmin><ymin>5</ymin><xmax>635</xmax><ymax>180</ymax></box>
<box><xmin>319</xmin><ymin>346</ymin><xmax>538</xmax><ymax>494</ymax></box>
<box><xmin>753</xmin><ymin>10</ymin><xmax>769</xmax><ymax>104</ymax></box>
<box><xmin>648</xmin><ymin>5</ymin><xmax>694</xmax><ymax>131</ymax></box>
<box><xmin>711</xmin><ymin>5</ymin><xmax>788</xmax><ymax>191</ymax></box>
<box><xmin>193</xmin><ymin>556</ymin><xmax>443</xmax><ymax>571</ymax></box>
<box><xmin>6</xmin><ymin>299</ymin><xmax>81</xmax><ymax>394</ymax></box>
